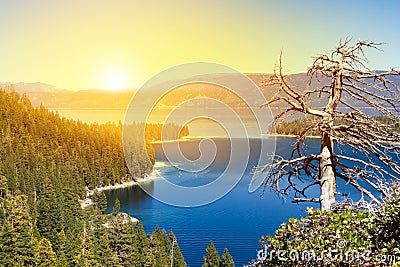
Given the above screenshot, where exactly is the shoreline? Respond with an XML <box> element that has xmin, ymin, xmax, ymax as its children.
<box><xmin>263</xmin><ymin>133</ymin><xmax>321</xmax><ymax>139</ymax></box>
<box><xmin>87</xmin><ymin>133</ymin><xmax>320</xmax><ymax>196</ymax></box>
<box><xmin>80</xmin><ymin>170</ymin><xmax>162</xmax><ymax>209</ymax></box>
<box><xmin>152</xmin><ymin>134</ymin><xmax>322</xmax><ymax>142</ymax></box>
<box><xmin>88</xmin><ymin>169</ymin><xmax>162</xmax><ymax>194</ymax></box>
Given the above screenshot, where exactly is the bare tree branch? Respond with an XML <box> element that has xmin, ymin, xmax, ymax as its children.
<box><xmin>260</xmin><ymin>39</ymin><xmax>400</xmax><ymax>211</ymax></box>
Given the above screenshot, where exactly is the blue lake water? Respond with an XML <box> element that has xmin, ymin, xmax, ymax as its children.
<box><xmin>105</xmin><ymin>137</ymin><xmax>376</xmax><ymax>266</ymax></box>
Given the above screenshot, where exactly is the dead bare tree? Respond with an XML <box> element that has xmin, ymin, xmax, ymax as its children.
<box><xmin>260</xmin><ymin>39</ymin><xmax>400</xmax><ymax>211</ymax></box>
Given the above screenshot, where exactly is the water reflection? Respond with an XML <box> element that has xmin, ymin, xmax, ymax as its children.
<box><xmin>106</xmin><ymin>182</ymin><xmax>154</xmax><ymax>210</ymax></box>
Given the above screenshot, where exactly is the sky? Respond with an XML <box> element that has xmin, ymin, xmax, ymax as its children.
<box><xmin>0</xmin><ymin>0</ymin><xmax>400</xmax><ymax>90</ymax></box>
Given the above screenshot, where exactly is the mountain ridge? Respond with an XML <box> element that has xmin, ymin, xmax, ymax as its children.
<box><xmin>1</xmin><ymin>71</ymin><xmax>398</xmax><ymax>112</ymax></box>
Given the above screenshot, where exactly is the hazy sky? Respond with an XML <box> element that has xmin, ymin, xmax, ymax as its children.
<box><xmin>1</xmin><ymin>0</ymin><xmax>399</xmax><ymax>90</ymax></box>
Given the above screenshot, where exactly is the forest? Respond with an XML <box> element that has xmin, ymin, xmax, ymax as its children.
<box><xmin>0</xmin><ymin>88</ymin><xmax>188</xmax><ymax>196</ymax></box>
<box><xmin>0</xmin><ymin>88</ymin><xmax>192</xmax><ymax>266</ymax></box>
<box><xmin>273</xmin><ymin>116</ymin><xmax>400</xmax><ymax>136</ymax></box>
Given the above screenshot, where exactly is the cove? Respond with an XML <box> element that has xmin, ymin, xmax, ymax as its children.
<box><xmin>105</xmin><ymin>138</ymin><xmax>367</xmax><ymax>266</ymax></box>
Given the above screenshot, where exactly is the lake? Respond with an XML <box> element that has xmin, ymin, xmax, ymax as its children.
<box><xmin>51</xmin><ymin>108</ymin><xmax>389</xmax><ymax>265</ymax></box>
<box><xmin>50</xmin><ymin>108</ymin><xmax>271</xmax><ymax>137</ymax></box>
<box><xmin>104</xmin><ymin>137</ymin><xmax>368</xmax><ymax>266</ymax></box>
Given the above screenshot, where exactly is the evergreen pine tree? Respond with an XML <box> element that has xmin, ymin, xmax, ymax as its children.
<box><xmin>113</xmin><ymin>197</ymin><xmax>121</xmax><ymax>215</ymax></box>
<box><xmin>86</xmin><ymin>206</ymin><xmax>110</xmax><ymax>266</ymax></box>
<box><xmin>169</xmin><ymin>230</ymin><xmax>186</xmax><ymax>267</ymax></box>
<box><xmin>56</xmin><ymin>229</ymin><xmax>69</xmax><ymax>267</ymax></box>
<box><xmin>59</xmin><ymin>187</ymin><xmax>84</xmax><ymax>241</ymax></box>
<box><xmin>133</xmin><ymin>221</ymin><xmax>149</xmax><ymax>266</ymax></box>
<box><xmin>71</xmin><ymin>233</ymin><xmax>85</xmax><ymax>267</ymax></box>
<box><xmin>36</xmin><ymin>238</ymin><xmax>58</xmax><ymax>267</ymax></box>
<box><xmin>145</xmin><ymin>233</ymin><xmax>158</xmax><ymax>267</ymax></box>
<box><xmin>72</xmin><ymin>229</ymin><xmax>95</xmax><ymax>267</ymax></box>
<box><xmin>92</xmin><ymin>189</ymin><xmax>107</xmax><ymax>213</ymax></box>
<box><xmin>0</xmin><ymin>220</ymin><xmax>14</xmax><ymax>267</ymax></box>
<box><xmin>93</xmin><ymin>233</ymin><xmax>117</xmax><ymax>266</ymax></box>
<box><xmin>36</xmin><ymin>176</ymin><xmax>62</xmax><ymax>244</ymax></box>
<box><xmin>221</xmin><ymin>248</ymin><xmax>234</xmax><ymax>267</ymax></box>
<box><xmin>161</xmin><ymin>229</ymin><xmax>171</xmax><ymax>253</ymax></box>
<box><xmin>172</xmin><ymin>243</ymin><xmax>186</xmax><ymax>267</ymax></box>
<box><xmin>7</xmin><ymin>194</ymin><xmax>38</xmax><ymax>266</ymax></box>
<box><xmin>108</xmin><ymin>215</ymin><xmax>136</xmax><ymax>267</ymax></box>
<box><xmin>202</xmin><ymin>240</ymin><xmax>220</xmax><ymax>267</ymax></box>
<box><xmin>152</xmin><ymin>226</ymin><xmax>169</xmax><ymax>266</ymax></box>
<box><xmin>144</xmin><ymin>249</ymin><xmax>157</xmax><ymax>267</ymax></box>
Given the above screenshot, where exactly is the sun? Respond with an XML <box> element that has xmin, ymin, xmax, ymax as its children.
<box><xmin>104</xmin><ymin>72</ymin><xmax>126</xmax><ymax>91</ymax></box>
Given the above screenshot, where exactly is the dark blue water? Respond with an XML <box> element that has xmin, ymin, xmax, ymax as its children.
<box><xmin>105</xmin><ymin>138</ymin><xmax>379</xmax><ymax>266</ymax></box>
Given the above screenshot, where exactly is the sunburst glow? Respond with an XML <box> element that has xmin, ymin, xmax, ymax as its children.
<box><xmin>105</xmin><ymin>72</ymin><xmax>126</xmax><ymax>91</ymax></box>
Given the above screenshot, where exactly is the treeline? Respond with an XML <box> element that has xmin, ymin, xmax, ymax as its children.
<box><xmin>0</xmin><ymin>88</ymin><xmax>189</xmax><ymax>266</ymax></box>
<box><xmin>274</xmin><ymin>117</ymin><xmax>320</xmax><ymax>136</ymax></box>
<box><xmin>124</xmin><ymin>122</ymin><xmax>189</xmax><ymax>176</ymax></box>
<box><xmin>273</xmin><ymin>115</ymin><xmax>400</xmax><ymax>136</ymax></box>
<box><xmin>0</xmin><ymin>88</ymin><xmax>188</xmax><ymax>198</ymax></box>
<box><xmin>0</xmin><ymin>178</ymin><xmax>187</xmax><ymax>266</ymax></box>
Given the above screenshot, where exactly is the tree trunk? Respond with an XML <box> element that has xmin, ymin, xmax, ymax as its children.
<box><xmin>319</xmin><ymin>62</ymin><xmax>341</xmax><ymax>211</ymax></box>
<box><xmin>319</xmin><ymin>127</ymin><xmax>336</xmax><ymax>211</ymax></box>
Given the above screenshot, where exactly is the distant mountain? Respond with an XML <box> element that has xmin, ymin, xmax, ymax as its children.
<box><xmin>0</xmin><ymin>82</ymin><xmax>61</xmax><ymax>93</ymax></box>
<box><xmin>134</xmin><ymin>72</ymin><xmax>330</xmax><ymax>110</ymax></box>
<box><xmin>0</xmin><ymin>82</ymin><xmax>135</xmax><ymax>109</ymax></box>
<box><xmin>38</xmin><ymin>90</ymin><xmax>135</xmax><ymax>110</ymax></box>
<box><xmin>1</xmin><ymin>72</ymin><xmax>398</xmax><ymax>114</ymax></box>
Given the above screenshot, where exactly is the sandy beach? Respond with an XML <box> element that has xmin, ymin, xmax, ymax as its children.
<box><xmin>80</xmin><ymin>169</ymin><xmax>162</xmax><ymax>209</ymax></box>
<box><xmin>89</xmin><ymin>169</ymin><xmax>162</xmax><ymax>194</ymax></box>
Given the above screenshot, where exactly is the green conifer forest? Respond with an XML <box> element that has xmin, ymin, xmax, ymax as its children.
<box><xmin>0</xmin><ymin>88</ymin><xmax>190</xmax><ymax>266</ymax></box>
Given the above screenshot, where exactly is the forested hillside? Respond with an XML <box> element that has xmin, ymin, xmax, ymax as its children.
<box><xmin>0</xmin><ymin>187</ymin><xmax>187</xmax><ymax>267</ymax></box>
<box><xmin>0</xmin><ymin>88</ymin><xmax>188</xmax><ymax>196</ymax></box>
<box><xmin>273</xmin><ymin>116</ymin><xmax>400</xmax><ymax>136</ymax></box>
<box><xmin>0</xmin><ymin>88</ymin><xmax>189</xmax><ymax>266</ymax></box>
